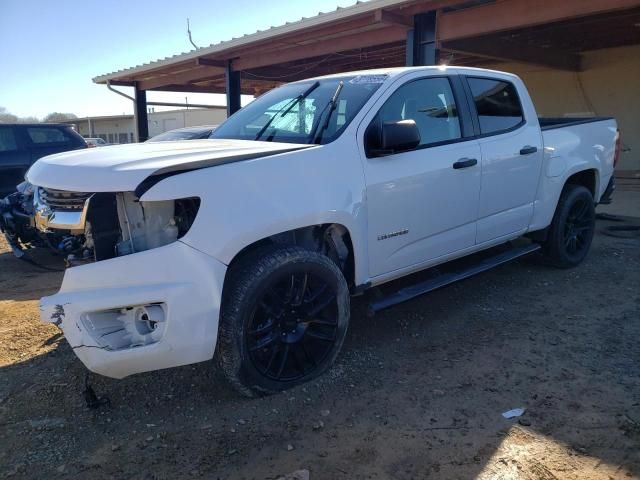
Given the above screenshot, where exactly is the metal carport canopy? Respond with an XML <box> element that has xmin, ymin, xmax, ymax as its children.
<box><xmin>93</xmin><ymin>0</ymin><xmax>640</xmax><ymax>140</ymax></box>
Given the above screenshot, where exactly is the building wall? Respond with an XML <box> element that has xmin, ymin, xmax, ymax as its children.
<box><xmin>482</xmin><ymin>45</ymin><xmax>640</xmax><ymax>170</ymax></box>
<box><xmin>73</xmin><ymin>118</ymin><xmax>135</xmax><ymax>143</ymax></box>
<box><xmin>70</xmin><ymin>108</ymin><xmax>228</xmax><ymax>143</ymax></box>
<box><xmin>147</xmin><ymin>108</ymin><xmax>227</xmax><ymax>138</ymax></box>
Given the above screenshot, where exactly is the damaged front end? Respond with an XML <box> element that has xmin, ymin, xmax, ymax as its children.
<box><xmin>1</xmin><ymin>182</ymin><xmax>200</xmax><ymax>267</ymax></box>
<box><xmin>1</xmin><ymin>182</ymin><xmax>43</xmax><ymax>258</ymax></box>
<box><xmin>8</xmin><ymin>182</ymin><xmax>224</xmax><ymax>379</ymax></box>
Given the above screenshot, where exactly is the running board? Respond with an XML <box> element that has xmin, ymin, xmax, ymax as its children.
<box><xmin>368</xmin><ymin>243</ymin><xmax>541</xmax><ymax>315</ymax></box>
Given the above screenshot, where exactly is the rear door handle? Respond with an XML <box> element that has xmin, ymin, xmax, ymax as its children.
<box><xmin>519</xmin><ymin>145</ymin><xmax>538</xmax><ymax>155</ymax></box>
<box><xmin>453</xmin><ymin>158</ymin><xmax>478</xmax><ymax>169</ymax></box>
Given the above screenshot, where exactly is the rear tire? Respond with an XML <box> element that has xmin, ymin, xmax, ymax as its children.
<box><xmin>217</xmin><ymin>246</ymin><xmax>350</xmax><ymax>397</ymax></box>
<box><xmin>542</xmin><ymin>184</ymin><xmax>596</xmax><ymax>268</ymax></box>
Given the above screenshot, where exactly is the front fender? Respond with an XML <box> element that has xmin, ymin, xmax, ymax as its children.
<box><xmin>140</xmin><ymin>143</ymin><xmax>370</xmax><ymax>285</ymax></box>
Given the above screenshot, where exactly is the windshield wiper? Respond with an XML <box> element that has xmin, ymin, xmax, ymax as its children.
<box><xmin>309</xmin><ymin>81</ymin><xmax>344</xmax><ymax>145</ymax></box>
<box><xmin>254</xmin><ymin>81</ymin><xmax>320</xmax><ymax>141</ymax></box>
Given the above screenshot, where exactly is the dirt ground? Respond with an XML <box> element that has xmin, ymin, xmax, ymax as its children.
<box><xmin>1</xmin><ymin>213</ymin><xmax>639</xmax><ymax>479</ymax></box>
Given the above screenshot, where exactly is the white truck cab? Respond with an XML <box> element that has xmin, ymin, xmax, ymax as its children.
<box><xmin>4</xmin><ymin>66</ymin><xmax>619</xmax><ymax>395</ymax></box>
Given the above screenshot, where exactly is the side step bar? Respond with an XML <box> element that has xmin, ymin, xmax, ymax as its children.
<box><xmin>368</xmin><ymin>243</ymin><xmax>541</xmax><ymax>315</ymax></box>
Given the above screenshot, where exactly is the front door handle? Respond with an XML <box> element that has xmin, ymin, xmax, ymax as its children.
<box><xmin>453</xmin><ymin>158</ymin><xmax>478</xmax><ymax>169</ymax></box>
<box><xmin>519</xmin><ymin>145</ymin><xmax>538</xmax><ymax>155</ymax></box>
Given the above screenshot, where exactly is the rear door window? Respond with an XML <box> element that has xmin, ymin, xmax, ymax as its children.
<box><xmin>0</xmin><ymin>126</ymin><xmax>18</xmax><ymax>152</ymax></box>
<box><xmin>26</xmin><ymin>127</ymin><xmax>70</xmax><ymax>144</ymax></box>
<box><xmin>467</xmin><ymin>78</ymin><xmax>524</xmax><ymax>135</ymax></box>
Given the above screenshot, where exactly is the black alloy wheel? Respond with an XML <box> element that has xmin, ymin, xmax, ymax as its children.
<box><xmin>217</xmin><ymin>246</ymin><xmax>350</xmax><ymax>396</ymax></box>
<box><xmin>543</xmin><ymin>184</ymin><xmax>596</xmax><ymax>268</ymax></box>
<box><xmin>563</xmin><ymin>196</ymin><xmax>595</xmax><ymax>256</ymax></box>
<box><xmin>247</xmin><ymin>271</ymin><xmax>341</xmax><ymax>382</ymax></box>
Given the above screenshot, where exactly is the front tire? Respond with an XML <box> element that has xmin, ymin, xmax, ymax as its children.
<box><xmin>542</xmin><ymin>184</ymin><xmax>596</xmax><ymax>268</ymax></box>
<box><xmin>217</xmin><ymin>246</ymin><xmax>350</xmax><ymax>396</ymax></box>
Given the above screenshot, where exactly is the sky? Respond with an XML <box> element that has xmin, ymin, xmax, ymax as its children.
<box><xmin>0</xmin><ymin>0</ymin><xmax>359</xmax><ymax>119</ymax></box>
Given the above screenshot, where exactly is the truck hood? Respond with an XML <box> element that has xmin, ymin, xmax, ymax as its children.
<box><xmin>26</xmin><ymin>139</ymin><xmax>312</xmax><ymax>193</ymax></box>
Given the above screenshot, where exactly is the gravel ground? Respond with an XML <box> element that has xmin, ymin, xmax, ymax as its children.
<box><xmin>0</xmin><ymin>214</ymin><xmax>639</xmax><ymax>479</ymax></box>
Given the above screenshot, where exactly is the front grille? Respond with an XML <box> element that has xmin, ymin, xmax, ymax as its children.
<box><xmin>39</xmin><ymin>187</ymin><xmax>93</xmax><ymax>211</ymax></box>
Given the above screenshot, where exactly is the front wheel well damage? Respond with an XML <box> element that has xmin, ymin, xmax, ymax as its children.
<box><xmin>227</xmin><ymin>224</ymin><xmax>355</xmax><ymax>289</ymax></box>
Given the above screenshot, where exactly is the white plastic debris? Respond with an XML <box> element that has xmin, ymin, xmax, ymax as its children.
<box><xmin>502</xmin><ymin>407</ymin><xmax>526</xmax><ymax>419</ymax></box>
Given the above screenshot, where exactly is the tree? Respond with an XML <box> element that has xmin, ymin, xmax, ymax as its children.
<box><xmin>42</xmin><ymin>112</ymin><xmax>78</xmax><ymax>123</ymax></box>
<box><xmin>0</xmin><ymin>107</ymin><xmax>18</xmax><ymax>123</ymax></box>
<box><xmin>18</xmin><ymin>116</ymin><xmax>40</xmax><ymax>124</ymax></box>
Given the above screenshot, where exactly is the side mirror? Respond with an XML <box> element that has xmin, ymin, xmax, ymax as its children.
<box><xmin>381</xmin><ymin>119</ymin><xmax>421</xmax><ymax>153</ymax></box>
<box><xmin>366</xmin><ymin>119</ymin><xmax>421</xmax><ymax>157</ymax></box>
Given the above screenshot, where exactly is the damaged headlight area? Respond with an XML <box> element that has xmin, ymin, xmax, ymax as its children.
<box><xmin>0</xmin><ymin>183</ymin><xmax>200</xmax><ymax>266</ymax></box>
<box><xmin>89</xmin><ymin>192</ymin><xmax>200</xmax><ymax>262</ymax></box>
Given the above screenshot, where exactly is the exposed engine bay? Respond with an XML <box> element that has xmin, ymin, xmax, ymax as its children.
<box><xmin>0</xmin><ymin>181</ymin><xmax>199</xmax><ymax>267</ymax></box>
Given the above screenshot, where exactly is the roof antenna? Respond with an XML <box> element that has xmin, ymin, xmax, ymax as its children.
<box><xmin>187</xmin><ymin>18</ymin><xmax>199</xmax><ymax>50</ymax></box>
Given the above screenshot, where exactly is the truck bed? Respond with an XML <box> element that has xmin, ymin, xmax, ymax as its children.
<box><xmin>538</xmin><ymin>116</ymin><xmax>614</xmax><ymax>131</ymax></box>
<box><xmin>540</xmin><ymin>116</ymin><xmax>617</xmax><ymax>203</ymax></box>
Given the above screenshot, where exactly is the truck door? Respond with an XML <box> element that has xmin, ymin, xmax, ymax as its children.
<box><xmin>463</xmin><ymin>76</ymin><xmax>544</xmax><ymax>244</ymax></box>
<box><xmin>360</xmin><ymin>74</ymin><xmax>481</xmax><ymax>278</ymax></box>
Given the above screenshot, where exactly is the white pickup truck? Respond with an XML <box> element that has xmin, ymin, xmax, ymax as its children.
<box><xmin>2</xmin><ymin>67</ymin><xmax>620</xmax><ymax>396</ymax></box>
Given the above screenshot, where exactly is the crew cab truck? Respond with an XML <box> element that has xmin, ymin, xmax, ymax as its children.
<box><xmin>7</xmin><ymin>67</ymin><xmax>619</xmax><ymax>396</ymax></box>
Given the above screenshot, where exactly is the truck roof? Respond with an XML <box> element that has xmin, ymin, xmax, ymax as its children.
<box><xmin>0</xmin><ymin>123</ymin><xmax>72</xmax><ymax>128</ymax></box>
<box><xmin>297</xmin><ymin>65</ymin><xmax>519</xmax><ymax>83</ymax></box>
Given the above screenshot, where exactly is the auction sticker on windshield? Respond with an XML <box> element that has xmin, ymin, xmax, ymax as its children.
<box><xmin>349</xmin><ymin>74</ymin><xmax>388</xmax><ymax>84</ymax></box>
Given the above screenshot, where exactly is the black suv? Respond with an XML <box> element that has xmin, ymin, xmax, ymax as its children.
<box><xmin>0</xmin><ymin>124</ymin><xmax>87</xmax><ymax>197</ymax></box>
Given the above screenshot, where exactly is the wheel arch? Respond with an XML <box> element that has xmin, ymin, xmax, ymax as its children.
<box><xmin>528</xmin><ymin>166</ymin><xmax>601</xmax><ymax>237</ymax></box>
<box><xmin>226</xmin><ymin>223</ymin><xmax>357</xmax><ymax>291</ymax></box>
<box><xmin>565</xmin><ymin>168</ymin><xmax>599</xmax><ymax>201</ymax></box>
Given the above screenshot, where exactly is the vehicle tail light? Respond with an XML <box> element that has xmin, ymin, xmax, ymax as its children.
<box><xmin>613</xmin><ymin>129</ymin><xmax>621</xmax><ymax>168</ymax></box>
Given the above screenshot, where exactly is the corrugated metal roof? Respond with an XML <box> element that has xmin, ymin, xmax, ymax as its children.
<box><xmin>93</xmin><ymin>0</ymin><xmax>417</xmax><ymax>84</ymax></box>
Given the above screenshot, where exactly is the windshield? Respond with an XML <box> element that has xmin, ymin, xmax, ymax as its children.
<box><xmin>210</xmin><ymin>75</ymin><xmax>386</xmax><ymax>145</ymax></box>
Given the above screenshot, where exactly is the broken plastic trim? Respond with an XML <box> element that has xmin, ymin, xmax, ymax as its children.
<box><xmin>81</xmin><ymin>303</ymin><xmax>167</xmax><ymax>351</ymax></box>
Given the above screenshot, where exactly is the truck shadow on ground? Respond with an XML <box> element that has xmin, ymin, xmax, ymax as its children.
<box><xmin>0</xmin><ymin>249</ymin><xmax>63</xmax><ymax>302</ymax></box>
<box><xmin>1</xmin><ymin>229</ymin><xmax>639</xmax><ymax>479</ymax></box>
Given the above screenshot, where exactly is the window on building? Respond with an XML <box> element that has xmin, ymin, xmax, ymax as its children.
<box><xmin>467</xmin><ymin>78</ymin><xmax>524</xmax><ymax>134</ymax></box>
<box><xmin>118</xmin><ymin>133</ymin><xmax>128</xmax><ymax>144</ymax></box>
<box><xmin>0</xmin><ymin>127</ymin><xmax>18</xmax><ymax>152</ymax></box>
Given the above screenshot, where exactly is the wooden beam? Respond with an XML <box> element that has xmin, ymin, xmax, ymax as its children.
<box><xmin>441</xmin><ymin>37</ymin><xmax>582</xmax><ymax>71</ymax></box>
<box><xmin>138</xmin><ymin>66</ymin><xmax>224</xmax><ymax>90</ymax></box>
<box><xmin>195</xmin><ymin>58</ymin><xmax>227</xmax><ymax>68</ymax></box>
<box><xmin>220</xmin><ymin>6</ymin><xmax>422</xmax><ymax>63</ymax></box>
<box><xmin>233</xmin><ymin>25</ymin><xmax>407</xmax><ymax>71</ymax></box>
<box><xmin>107</xmin><ymin>80</ymin><xmax>135</xmax><ymax>87</ymax></box>
<box><xmin>439</xmin><ymin>0</ymin><xmax>640</xmax><ymax>41</ymax></box>
<box><xmin>147</xmin><ymin>84</ymin><xmax>224</xmax><ymax>94</ymax></box>
<box><xmin>243</xmin><ymin>43</ymin><xmax>405</xmax><ymax>79</ymax></box>
<box><xmin>101</xmin><ymin>60</ymin><xmax>197</xmax><ymax>84</ymax></box>
<box><xmin>373</xmin><ymin>9</ymin><xmax>413</xmax><ymax>28</ymax></box>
